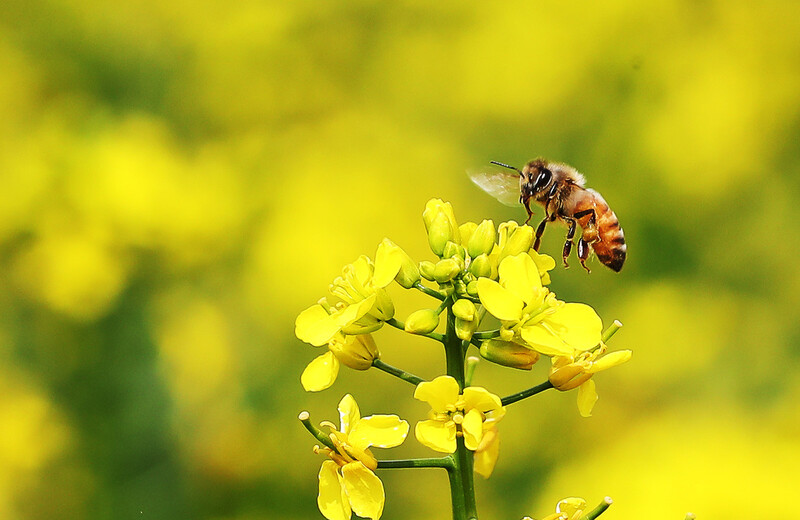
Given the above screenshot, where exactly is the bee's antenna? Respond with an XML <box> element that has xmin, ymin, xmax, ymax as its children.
<box><xmin>490</xmin><ymin>161</ymin><xmax>523</xmax><ymax>176</ymax></box>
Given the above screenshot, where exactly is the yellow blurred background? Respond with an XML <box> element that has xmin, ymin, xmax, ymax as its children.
<box><xmin>1</xmin><ymin>1</ymin><xmax>799</xmax><ymax>519</ymax></box>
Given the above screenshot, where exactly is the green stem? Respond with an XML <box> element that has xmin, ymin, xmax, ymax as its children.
<box><xmin>414</xmin><ymin>282</ymin><xmax>446</xmax><ymax>301</ymax></box>
<box><xmin>584</xmin><ymin>497</ymin><xmax>613</xmax><ymax>520</ymax></box>
<box><xmin>500</xmin><ymin>380</ymin><xmax>554</xmax><ymax>406</ymax></box>
<box><xmin>372</xmin><ymin>359</ymin><xmax>425</xmax><ymax>386</ymax></box>
<box><xmin>447</xmin><ymin>455</ymin><xmax>467</xmax><ymax>520</ymax></box>
<box><xmin>455</xmin><ymin>436</ymin><xmax>477</xmax><ymax>519</ymax></box>
<box><xmin>602</xmin><ymin>320</ymin><xmax>623</xmax><ymax>343</ymax></box>
<box><xmin>443</xmin><ymin>306</ymin><xmax>477</xmax><ymax>520</ymax></box>
<box><xmin>386</xmin><ymin>317</ymin><xmax>446</xmax><ymax>342</ymax></box>
<box><xmin>444</xmin><ymin>309</ymin><xmax>466</xmax><ymax>388</ymax></box>
<box><xmin>472</xmin><ymin>329</ymin><xmax>500</xmax><ymax>340</ymax></box>
<box><xmin>298</xmin><ymin>412</ymin><xmax>335</xmax><ymax>450</ymax></box>
<box><xmin>377</xmin><ymin>457</ymin><xmax>452</xmax><ymax>469</ymax></box>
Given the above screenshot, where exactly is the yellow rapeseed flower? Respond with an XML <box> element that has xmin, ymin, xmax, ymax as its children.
<box><xmin>413</xmin><ymin>376</ymin><xmax>505</xmax><ymax>457</ymax></box>
<box><xmin>549</xmin><ymin>344</ymin><xmax>632</xmax><ymax>417</ymax></box>
<box><xmin>295</xmin><ymin>242</ymin><xmax>406</xmax><ymax>347</ymax></box>
<box><xmin>477</xmin><ymin>253</ymin><xmax>602</xmax><ymax>357</ymax></box>
<box><xmin>315</xmin><ymin>394</ymin><xmax>409</xmax><ymax>520</ymax></box>
<box><xmin>301</xmin><ymin>334</ymin><xmax>379</xmax><ymax>392</ymax></box>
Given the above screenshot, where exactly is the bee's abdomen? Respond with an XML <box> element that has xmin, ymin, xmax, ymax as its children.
<box><xmin>579</xmin><ymin>191</ymin><xmax>626</xmax><ymax>272</ymax></box>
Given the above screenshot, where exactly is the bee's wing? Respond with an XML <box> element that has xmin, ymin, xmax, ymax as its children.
<box><xmin>467</xmin><ymin>169</ymin><xmax>521</xmax><ymax>207</ymax></box>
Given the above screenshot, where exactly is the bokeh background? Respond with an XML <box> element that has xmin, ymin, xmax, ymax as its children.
<box><xmin>1</xmin><ymin>1</ymin><xmax>799</xmax><ymax>519</ymax></box>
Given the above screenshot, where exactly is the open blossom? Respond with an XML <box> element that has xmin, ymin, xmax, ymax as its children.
<box><xmin>477</xmin><ymin>253</ymin><xmax>602</xmax><ymax>357</ymax></box>
<box><xmin>315</xmin><ymin>395</ymin><xmax>409</xmax><ymax>520</ymax></box>
<box><xmin>549</xmin><ymin>343</ymin><xmax>632</xmax><ymax>417</ymax></box>
<box><xmin>296</xmin><ymin>239</ymin><xmax>417</xmax><ymax>356</ymax></box>
<box><xmin>300</xmin><ymin>333</ymin><xmax>379</xmax><ymax>392</ymax></box>
<box><xmin>414</xmin><ymin>376</ymin><xmax>505</xmax><ymax>459</ymax></box>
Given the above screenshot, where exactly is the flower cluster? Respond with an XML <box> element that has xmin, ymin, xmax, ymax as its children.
<box><xmin>296</xmin><ymin>198</ymin><xmax>631</xmax><ymax>520</ymax></box>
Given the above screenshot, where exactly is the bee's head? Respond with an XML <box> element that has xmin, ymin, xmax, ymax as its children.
<box><xmin>522</xmin><ymin>159</ymin><xmax>553</xmax><ymax>196</ymax></box>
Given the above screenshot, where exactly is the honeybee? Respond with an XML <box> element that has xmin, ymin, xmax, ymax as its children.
<box><xmin>469</xmin><ymin>158</ymin><xmax>626</xmax><ymax>272</ymax></box>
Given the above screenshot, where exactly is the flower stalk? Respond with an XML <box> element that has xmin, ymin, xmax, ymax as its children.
<box><xmin>294</xmin><ymin>198</ymin><xmax>634</xmax><ymax>520</ymax></box>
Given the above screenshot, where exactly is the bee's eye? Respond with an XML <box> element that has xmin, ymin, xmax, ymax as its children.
<box><xmin>533</xmin><ymin>168</ymin><xmax>552</xmax><ymax>190</ymax></box>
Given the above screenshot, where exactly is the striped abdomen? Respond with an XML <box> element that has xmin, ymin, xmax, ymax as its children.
<box><xmin>575</xmin><ymin>189</ymin><xmax>626</xmax><ymax>272</ymax></box>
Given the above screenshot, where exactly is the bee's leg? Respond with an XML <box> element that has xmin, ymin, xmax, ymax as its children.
<box><xmin>533</xmin><ymin>213</ymin><xmax>556</xmax><ymax>251</ymax></box>
<box><xmin>562</xmin><ymin>217</ymin><xmax>577</xmax><ymax>268</ymax></box>
<box><xmin>573</xmin><ymin>208</ymin><xmax>598</xmax><ymax>242</ymax></box>
<box><xmin>577</xmin><ymin>238</ymin><xmax>591</xmax><ymax>273</ymax></box>
<box><xmin>523</xmin><ymin>197</ymin><xmax>534</xmax><ymax>224</ymax></box>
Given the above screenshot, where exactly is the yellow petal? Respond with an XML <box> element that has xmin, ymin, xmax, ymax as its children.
<box><xmin>341</xmin><ymin>461</ymin><xmax>384</xmax><ymax>519</ymax></box>
<box><xmin>301</xmin><ymin>352</ymin><xmax>340</xmax><ymax>392</ymax></box>
<box><xmin>349</xmin><ymin>415</ymin><xmax>409</xmax><ymax>450</ymax></box>
<box><xmin>296</xmin><ymin>304</ymin><xmax>341</xmax><ymax>346</ymax></box>
<box><xmin>498</xmin><ymin>254</ymin><xmax>542</xmax><ymax>304</ymax></box>
<box><xmin>413</xmin><ymin>376</ymin><xmax>460</xmax><ymax>413</ymax></box>
<box><xmin>588</xmin><ymin>350</ymin><xmax>632</xmax><ymax>373</ymax></box>
<box><xmin>338</xmin><ymin>394</ymin><xmax>361</xmax><ymax>435</ymax></box>
<box><xmin>474</xmin><ymin>428</ymin><xmax>500</xmax><ymax>478</ymax></box>
<box><xmin>318</xmin><ymin>460</ymin><xmax>351</xmax><ymax>520</ymax></box>
<box><xmin>577</xmin><ymin>380</ymin><xmax>598</xmax><ymax>418</ymax></box>
<box><xmin>335</xmin><ymin>295</ymin><xmax>378</xmax><ymax>329</ymax></box>
<box><xmin>372</xmin><ymin>240</ymin><xmax>403</xmax><ymax>288</ymax></box>
<box><xmin>461</xmin><ymin>387</ymin><xmax>503</xmax><ymax>414</ymax></box>
<box><xmin>544</xmin><ymin>303</ymin><xmax>603</xmax><ymax>351</ymax></box>
<box><xmin>462</xmin><ymin>408</ymin><xmax>484</xmax><ymax>450</ymax></box>
<box><xmin>415</xmin><ymin>419</ymin><xmax>457</xmax><ymax>453</ymax></box>
<box><xmin>519</xmin><ymin>326</ymin><xmax>575</xmax><ymax>357</ymax></box>
<box><xmin>477</xmin><ymin>278</ymin><xmax>524</xmax><ymax>321</ymax></box>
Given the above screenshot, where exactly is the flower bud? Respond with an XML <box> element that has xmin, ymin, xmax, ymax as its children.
<box><xmin>433</xmin><ymin>258</ymin><xmax>462</xmax><ymax>283</ymax></box>
<box><xmin>503</xmin><ymin>225</ymin><xmax>534</xmax><ymax>257</ymax></box>
<box><xmin>456</xmin><ymin>317</ymin><xmax>478</xmax><ymax>341</ymax></box>
<box><xmin>499</xmin><ymin>328</ymin><xmax>514</xmax><ymax>341</ymax></box>
<box><xmin>466</xmin><ymin>281</ymin><xmax>479</xmax><ymax>297</ymax></box>
<box><xmin>419</xmin><ymin>261</ymin><xmax>436</xmax><ymax>281</ymax></box>
<box><xmin>329</xmin><ymin>334</ymin><xmax>379</xmax><ymax>370</ymax></box>
<box><xmin>480</xmin><ymin>339</ymin><xmax>540</xmax><ymax>370</ymax></box>
<box><xmin>443</xmin><ymin>241</ymin><xmax>467</xmax><ymax>262</ymax></box>
<box><xmin>549</xmin><ymin>360</ymin><xmax>592</xmax><ymax>390</ymax></box>
<box><xmin>452</xmin><ymin>299</ymin><xmax>476</xmax><ymax>321</ymax></box>
<box><xmin>423</xmin><ymin>199</ymin><xmax>460</xmax><ymax>255</ymax></box>
<box><xmin>427</xmin><ymin>211</ymin><xmax>452</xmax><ymax>256</ymax></box>
<box><xmin>468</xmin><ymin>219</ymin><xmax>496</xmax><ymax>258</ymax></box>
<box><xmin>404</xmin><ymin>308</ymin><xmax>441</xmax><ymax>334</ymax></box>
<box><xmin>469</xmin><ymin>253</ymin><xmax>494</xmax><ymax>279</ymax></box>
<box><xmin>459</xmin><ymin>221</ymin><xmax>478</xmax><ymax>248</ymax></box>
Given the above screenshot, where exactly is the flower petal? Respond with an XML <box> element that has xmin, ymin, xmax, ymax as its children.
<box><xmin>474</xmin><ymin>428</ymin><xmax>500</xmax><ymax>479</ymax></box>
<box><xmin>372</xmin><ymin>241</ymin><xmax>403</xmax><ymax>288</ymax></box>
<box><xmin>341</xmin><ymin>461</ymin><xmax>385</xmax><ymax>520</ymax></box>
<box><xmin>349</xmin><ymin>415</ymin><xmax>409</xmax><ymax>450</ymax></box>
<box><xmin>461</xmin><ymin>387</ymin><xmax>503</xmax><ymax>414</ymax></box>
<box><xmin>519</xmin><ymin>325</ymin><xmax>575</xmax><ymax>357</ymax></box>
<box><xmin>577</xmin><ymin>379</ymin><xmax>598</xmax><ymax>418</ymax></box>
<box><xmin>477</xmin><ymin>278</ymin><xmax>524</xmax><ymax>321</ymax></box>
<box><xmin>318</xmin><ymin>460</ymin><xmax>351</xmax><ymax>520</ymax></box>
<box><xmin>414</xmin><ymin>376</ymin><xmax>460</xmax><ymax>413</ymax></box>
<box><xmin>544</xmin><ymin>303</ymin><xmax>603</xmax><ymax>351</ymax></box>
<box><xmin>301</xmin><ymin>352</ymin><xmax>340</xmax><ymax>392</ymax></box>
<box><xmin>498</xmin><ymin>254</ymin><xmax>541</xmax><ymax>304</ymax></box>
<box><xmin>335</xmin><ymin>295</ymin><xmax>378</xmax><ymax>329</ymax></box>
<box><xmin>588</xmin><ymin>349</ymin><xmax>632</xmax><ymax>373</ymax></box>
<box><xmin>462</xmin><ymin>408</ymin><xmax>484</xmax><ymax>450</ymax></box>
<box><xmin>296</xmin><ymin>304</ymin><xmax>341</xmax><ymax>346</ymax></box>
<box><xmin>338</xmin><ymin>394</ymin><xmax>361</xmax><ymax>435</ymax></box>
<box><xmin>415</xmin><ymin>419</ymin><xmax>457</xmax><ymax>453</ymax></box>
